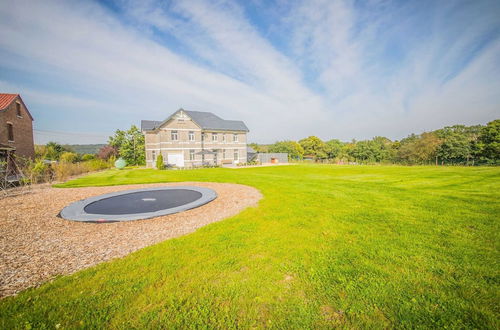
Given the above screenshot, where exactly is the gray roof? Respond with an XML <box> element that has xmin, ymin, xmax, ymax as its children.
<box><xmin>184</xmin><ymin>110</ymin><xmax>249</xmax><ymax>132</ymax></box>
<box><xmin>141</xmin><ymin>120</ymin><xmax>162</xmax><ymax>131</ymax></box>
<box><xmin>142</xmin><ymin>109</ymin><xmax>249</xmax><ymax>132</ymax></box>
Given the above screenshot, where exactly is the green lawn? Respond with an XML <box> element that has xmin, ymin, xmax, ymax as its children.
<box><xmin>1</xmin><ymin>164</ymin><xmax>499</xmax><ymax>328</ymax></box>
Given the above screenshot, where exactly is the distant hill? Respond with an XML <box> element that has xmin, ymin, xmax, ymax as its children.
<box><xmin>64</xmin><ymin>144</ymin><xmax>106</xmax><ymax>155</ymax></box>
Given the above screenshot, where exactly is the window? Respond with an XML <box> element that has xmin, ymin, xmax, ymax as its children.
<box><xmin>7</xmin><ymin>123</ymin><xmax>14</xmax><ymax>141</ymax></box>
<box><xmin>152</xmin><ymin>150</ymin><xmax>156</xmax><ymax>161</ymax></box>
<box><xmin>223</xmin><ymin>149</ymin><xmax>227</xmax><ymax>159</ymax></box>
<box><xmin>234</xmin><ymin>149</ymin><xmax>239</xmax><ymax>160</ymax></box>
<box><xmin>222</xmin><ymin>134</ymin><xmax>226</xmax><ymax>142</ymax></box>
<box><xmin>189</xmin><ymin>131</ymin><xmax>195</xmax><ymax>141</ymax></box>
<box><xmin>189</xmin><ymin>149</ymin><xmax>195</xmax><ymax>160</ymax></box>
<box><xmin>202</xmin><ymin>133</ymin><xmax>206</xmax><ymax>141</ymax></box>
<box><xmin>16</xmin><ymin>103</ymin><xmax>21</xmax><ymax>117</ymax></box>
<box><xmin>212</xmin><ymin>133</ymin><xmax>218</xmax><ymax>142</ymax></box>
<box><xmin>233</xmin><ymin>134</ymin><xmax>238</xmax><ymax>142</ymax></box>
<box><xmin>171</xmin><ymin>130</ymin><xmax>178</xmax><ymax>141</ymax></box>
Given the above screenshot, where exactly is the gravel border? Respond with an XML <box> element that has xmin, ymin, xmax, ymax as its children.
<box><xmin>0</xmin><ymin>182</ymin><xmax>262</xmax><ymax>298</ymax></box>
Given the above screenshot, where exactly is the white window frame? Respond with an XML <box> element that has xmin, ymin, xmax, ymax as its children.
<box><xmin>234</xmin><ymin>149</ymin><xmax>239</xmax><ymax>160</ymax></box>
<box><xmin>212</xmin><ymin>133</ymin><xmax>218</xmax><ymax>142</ymax></box>
<box><xmin>222</xmin><ymin>134</ymin><xmax>226</xmax><ymax>142</ymax></box>
<box><xmin>189</xmin><ymin>149</ymin><xmax>195</xmax><ymax>160</ymax></box>
<box><xmin>189</xmin><ymin>131</ymin><xmax>195</xmax><ymax>141</ymax></box>
<box><xmin>223</xmin><ymin>149</ymin><xmax>227</xmax><ymax>159</ymax></box>
<box><xmin>233</xmin><ymin>134</ymin><xmax>238</xmax><ymax>142</ymax></box>
<box><xmin>171</xmin><ymin>130</ymin><xmax>178</xmax><ymax>141</ymax></box>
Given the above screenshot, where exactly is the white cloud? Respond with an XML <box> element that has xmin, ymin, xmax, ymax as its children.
<box><xmin>0</xmin><ymin>0</ymin><xmax>498</xmax><ymax>144</ymax></box>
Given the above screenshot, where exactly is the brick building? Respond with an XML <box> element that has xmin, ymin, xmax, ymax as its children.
<box><xmin>0</xmin><ymin>93</ymin><xmax>35</xmax><ymax>159</ymax></box>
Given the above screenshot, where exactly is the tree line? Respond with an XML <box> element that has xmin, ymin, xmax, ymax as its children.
<box><xmin>250</xmin><ymin>119</ymin><xmax>499</xmax><ymax>165</ymax></box>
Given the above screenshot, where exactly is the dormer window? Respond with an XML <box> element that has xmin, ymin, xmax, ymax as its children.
<box><xmin>171</xmin><ymin>130</ymin><xmax>178</xmax><ymax>141</ymax></box>
<box><xmin>7</xmin><ymin>123</ymin><xmax>14</xmax><ymax>141</ymax></box>
<box><xmin>16</xmin><ymin>103</ymin><xmax>21</xmax><ymax>117</ymax></box>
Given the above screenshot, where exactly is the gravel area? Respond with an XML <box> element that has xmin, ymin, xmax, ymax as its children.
<box><xmin>0</xmin><ymin>182</ymin><xmax>262</xmax><ymax>298</ymax></box>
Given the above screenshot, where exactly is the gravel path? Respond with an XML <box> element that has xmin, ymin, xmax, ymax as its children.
<box><xmin>0</xmin><ymin>182</ymin><xmax>262</xmax><ymax>298</ymax></box>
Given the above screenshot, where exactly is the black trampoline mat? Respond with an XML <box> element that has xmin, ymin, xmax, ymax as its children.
<box><xmin>83</xmin><ymin>189</ymin><xmax>203</xmax><ymax>215</ymax></box>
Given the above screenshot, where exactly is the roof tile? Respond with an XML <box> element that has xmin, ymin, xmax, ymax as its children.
<box><xmin>0</xmin><ymin>93</ymin><xmax>18</xmax><ymax>110</ymax></box>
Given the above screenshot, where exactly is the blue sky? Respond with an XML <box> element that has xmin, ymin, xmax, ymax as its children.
<box><xmin>0</xmin><ymin>0</ymin><xmax>499</xmax><ymax>144</ymax></box>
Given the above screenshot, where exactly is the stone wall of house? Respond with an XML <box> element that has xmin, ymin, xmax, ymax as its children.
<box><xmin>144</xmin><ymin>117</ymin><xmax>247</xmax><ymax>167</ymax></box>
<box><xmin>0</xmin><ymin>96</ymin><xmax>35</xmax><ymax>159</ymax></box>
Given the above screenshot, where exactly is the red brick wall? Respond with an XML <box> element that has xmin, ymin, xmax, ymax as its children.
<box><xmin>0</xmin><ymin>96</ymin><xmax>35</xmax><ymax>159</ymax></box>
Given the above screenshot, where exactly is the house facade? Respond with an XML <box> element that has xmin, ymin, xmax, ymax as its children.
<box><xmin>0</xmin><ymin>93</ymin><xmax>35</xmax><ymax>159</ymax></box>
<box><xmin>141</xmin><ymin>109</ymin><xmax>249</xmax><ymax>168</ymax></box>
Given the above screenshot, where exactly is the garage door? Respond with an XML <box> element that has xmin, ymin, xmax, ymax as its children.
<box><xmin>167</xmin><ymin>153</ymin><xmax>185</xmax><ymax>167</ymax></box>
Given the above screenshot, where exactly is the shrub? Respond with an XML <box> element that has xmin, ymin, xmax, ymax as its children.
<box><xmin>34</xmin><ymin>145</ymin><xmax>47</xmax><ymax>159</ymax></box>
<box><xmin>156</xmin><ymin>154</ymin><xmax>165</xmax><ymax>170</ymax></box>
<box><xmin>81</xmin><ymin>154</ymin><xmax>95</xmax><ymax>161</ymax></box>
<box><xmin>85</xmin><ymin>159</ymin><xmax>112</xmax><ymax>172</ymax></box>
<box><xmin>60</xmin><ymin>152</ymin><xmax>78</xmax><ymax>163</ymax></box>
<box><xmin>20</xmin><ymin>158</ymin><xmax>112</xmax><ymax>183</ymax></box>
<box><xmin>25</xmin><ymin>159</ymin><xmax>52</xmax><ymax>183</ymax></box>
<box><xmin>97</xmin><ymin>145</ymin><xmax>118</xmax><ymax>160</ymax></box>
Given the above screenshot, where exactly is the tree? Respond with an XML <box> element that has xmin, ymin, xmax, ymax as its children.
<box><xmin>325</xmin><ymin>139</ymin><xmax>343</xmax><ymax>160</ymax></box>
<box><xmin>350</xmin><ymin>140</ymin><xmax>376</xmax><ymax>163</ymax></box>
<box><xmin>477</xmin><ymin>119</ymin><xmax>500</xmax><ymax>163</ymax></box>
<box><xmin>436</xmin><ymin>125</ymin><xmax>472</xmax><ymax>164</ymax></box>
<box><xmin>339</xmin><ymin>142</ymin><xmax>356</xmax><ymax>162</ymax></box>
<box><xmin>370</xmin><ymin>136</ymin><xmax>393</xmax><ymax>162</ymax></box>
<box><xmin>269</xmin><ymin>141</ymin><xmax>304</xmax><ymax>160</ymax></box>
<box><xmin>44</xmin><ymin>142</ymin><xmax>69</xmax><ymax>160</ymax></box>
<box><xmin>299</xmin><ymin>136</ymin><xmax>328</xmax><ymax>159</ymax></box>
<box><xmin>108</xmin><ymin>125</ymin><xmax>145</xmax><ymax>165</ymax></box>
<box><xmin>97</xmin><ymin>145</ymin><xmax>118</xmax><ymax>160</ymax></box>
<box><xmin>397</xmin><ymin>133</ymin><xmax>441</xmax><ymax>164</ymax></box>
<box><xmin>414</xmin><ymin>132</ymin><xmax>441</xmax><ymax>164</ymax></box>
<box><xmin>156</xmin><ymin>154</ymin><xmax>165</xmax><ymax>170</ymax></box>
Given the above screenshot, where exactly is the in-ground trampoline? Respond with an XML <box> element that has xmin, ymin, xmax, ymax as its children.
<box><xmin>60</xmin><ymin>186</ymin><xmax>217</xmax><ymax>222</ymax></box>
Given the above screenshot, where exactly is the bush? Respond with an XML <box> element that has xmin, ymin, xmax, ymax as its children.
<box><xmin>81</xmin><ymin>154</ymin><xmax>95</xmax><ymax>161</ymax></box>
<box><xmin>97</xmin><ymin>145</ymin><xmax>118</xmax><ymax>160</ymax></box>
<box><xmin>30</xmin><ymin>159</ymin><xmax>52</xmax><ymax>183</ymax></box>
<box><xmin>60</xmin><ymin>152</ymin><xmax>78</xmax><ymax>163</ymax></box>
<box><xmin>20</xmin><ymin>158</ymin><xmax>112</xmax><ymax>183</ymax></box>
<box><xmin>52</xmin><ymin>159</ymin><xmax>112</xmax><ymax>181</ymax></box>
<box><xmin>156</xmin><ymin>154</ymin><xmax>165</xmax><ymax>170</ymax></box>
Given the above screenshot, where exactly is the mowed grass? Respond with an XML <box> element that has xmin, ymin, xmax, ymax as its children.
<box><xmin>1</xmin><ymin>164</ymin><xmax>499</xmax><ymax>328</ymax></box>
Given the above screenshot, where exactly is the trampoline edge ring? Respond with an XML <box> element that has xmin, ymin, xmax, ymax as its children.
<box><xmin>59</xmin><ymin>186</ymin><xmax>217</xmax><ymax>222</ymax></box>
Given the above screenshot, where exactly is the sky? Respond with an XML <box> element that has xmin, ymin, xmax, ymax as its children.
<box><xmin>0</xmin><ymin>0</ymin><xmax>499</xmax><ymax>144</ymax></box>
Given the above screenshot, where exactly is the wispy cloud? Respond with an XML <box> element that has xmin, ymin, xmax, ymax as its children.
<box><xmin>0</xmin><ymin>0</ymin><xmax>498</xmax><ymax>144</ymax></box>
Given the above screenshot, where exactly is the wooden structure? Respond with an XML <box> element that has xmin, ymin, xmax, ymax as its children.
<box><xmin>0</xmin><ymin>143</ymin><xmax>28</xmax><ymax>195</ymax></box>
